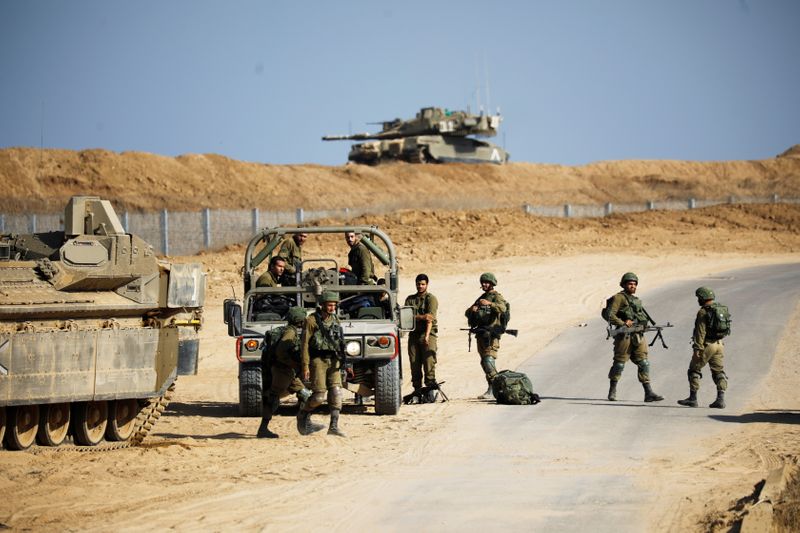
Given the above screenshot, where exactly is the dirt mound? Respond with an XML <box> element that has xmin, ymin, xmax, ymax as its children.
<box><xmin>778</xmin><ymin>144</ymin><xmax>800</xmax><ymax>158</ymax></box>
<box><xmin>1</xmin><ymin>147</ymin><xmax>799</xmax><ymax>213</ymax></box>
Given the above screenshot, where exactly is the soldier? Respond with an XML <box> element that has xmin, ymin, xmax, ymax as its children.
<box><xmin>256</xmin><ymin>306</ymin><xmax>314</xmax><ymax>438</ymax></box>
<box><xmin>404</xmin><ymin>273</ymin><xmax>439</xmax><ymax>402</ymax></box>
<box><xmin>345</xmin><ymin>231</ymin><xmax>375</xmax><ymax>285</ymax></box>
<box><xmin>606</xmin><ymin>272</ymin><xmax>664</xmax><ymax>402</ymax></box>
<box><xmin>465</xmin><ymin>272</ymin><xmax>507</xmax><ymax>399</ymax></box>
<box><xmin>256</xmin><ymin>255</ymin><xmax>285</xmax><ymax>288</ymax></box>
<box><xmin>278</xmin><ymin>233</ymin><xmax>307</xmax><ymax>284</ymax></box>
<box><xmin>678</xmin><ymin>287</ymin><xmax>729</xmax><ymax>409</ymax></box>
<box><xmin>298</xmin><ymin>291</ymin><xmax>346</xmax><ymax>437</ymax></box>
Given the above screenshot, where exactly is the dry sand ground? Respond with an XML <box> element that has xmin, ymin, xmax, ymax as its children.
<box><xmin>1</xmin><ymin>202</ymin><xmax>799</xmax><ymax>531</ymax></box>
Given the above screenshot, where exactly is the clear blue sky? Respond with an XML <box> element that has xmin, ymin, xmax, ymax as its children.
<box><xmin>1</xmin><ymin>1</ymin><xmax>799</xmax><ymax>165</ymax></box>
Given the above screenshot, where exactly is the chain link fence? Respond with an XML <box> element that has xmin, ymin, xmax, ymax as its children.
<box><xmin>2</xmin><ymin>194</ymin><xmax>797</xmax><ymax>256</ymax></box>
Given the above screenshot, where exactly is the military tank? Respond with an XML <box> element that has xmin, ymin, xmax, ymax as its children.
<box><xmin>0</xmin><ymin>196</ymin><xmax>205</xmax><ymax>450</ymax></box>
<box><xmin>323</xmin><ymin>106</ymin><xmax>509</xmax><ymax>165</ymax></box>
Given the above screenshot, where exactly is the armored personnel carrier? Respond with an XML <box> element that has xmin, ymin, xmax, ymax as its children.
<box><xmin>0</xmin><ymin>196</ymin><xmax>205</xmax><ymax>450</ymax></box>
<box><xmin>323</xmin><ymin>106</ymin><xmax>510</xmax><ymax>165</ymax></box>
<box><xmin>224</xmin><ymin>226</ymin><xmax>414</xmax><ymax>416</ymax></box>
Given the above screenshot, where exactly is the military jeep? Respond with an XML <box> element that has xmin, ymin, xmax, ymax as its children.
<box><xmin>223</xmin><ymin>226</ymin><xmax>414</xmax><ymax>416</ymax></box>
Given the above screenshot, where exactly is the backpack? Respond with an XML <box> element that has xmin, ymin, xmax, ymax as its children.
<box><xmin>706</xmin><ymin>303</ymin><xmax>732</xmax><ymax>338</ymax></box>
<box><xmin>261</xmin><ymin>325</ymin><xmax>287</xmax><ymax>362</ymax></box>
<box><xmin>601</xmin><ymin>295</ymin><xmax>615</xmax><ymax>322</ymax></box>
<box><xmin>499</xmin><ymin>300</ymin><xmax>511</xmax><ymax>333</ymax></box>
<box><xmin>491</xmin><ymin>370</ymin><xmax>541</xmax><ymax>405</ymax></box>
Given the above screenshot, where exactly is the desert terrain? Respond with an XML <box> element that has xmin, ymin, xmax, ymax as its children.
<box><xmin>1</xmin><ymin>147</ymin><xmax>800</xmax><ymax>531</ymax></box>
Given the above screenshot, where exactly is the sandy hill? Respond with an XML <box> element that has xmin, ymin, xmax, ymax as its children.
<box><xmin>1</xmin><ymin>147</ymin><xmax>799</xmax><ymax>213</ymax></box>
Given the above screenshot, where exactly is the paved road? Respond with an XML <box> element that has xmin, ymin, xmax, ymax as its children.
<box><xmin>363</xmin><ymin>263</ymin><xmax>800</xmax><ymax>531</ymax></box>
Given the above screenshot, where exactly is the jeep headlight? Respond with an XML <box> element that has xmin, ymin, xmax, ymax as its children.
<box><xmin>345</xmin><ymin>340</ymin><xmax>361</xmax><ymax>356</ymax></box>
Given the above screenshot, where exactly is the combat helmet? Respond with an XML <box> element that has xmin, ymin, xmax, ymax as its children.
<box><xmin>320</xmin><ymin>291</ymin><xmax>339</xmax><ymax>303</ymax></box>
<box><xmin>619</xmin><ymin>272</ymin><xmax>639</xmax><ymax>287</ymax></box>
<box><xmin>695</xmin><ymin>286</ymin><xmax>715</xmax><ymax>301</ymax></box>
<box><xmin>287</xmin><ymin>306</ymin><xmax>307</xmax><ymax>325</ymax></box>
<box><xmin>479</xmin><ymin>272</ymin><xmax>498</xmax><ymax>286</ymax></box>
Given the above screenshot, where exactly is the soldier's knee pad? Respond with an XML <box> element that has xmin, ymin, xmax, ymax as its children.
<box><xmin>327</xmin><ymin>386</ymin><xmax>343</xmax><ymax>410</ymax></box>
<box><xmin>608</xmin><ymin>362</ymin><xmax>625</xmax><ymax>379</ymax></box>
<box><xmin>480</xmin><ymin>356</ymin><xmax>497</xmax><ymax>372</ymax></box>
<box><xmin>296</xmin><ymin>388</ymin><xmax>312</xmax><ymax>403</ymax></box>
<box><xmin>306</xmin><ymin>391</ymin><xmax>326</xmax><ymax>410</ymax></box>
<box><xmin>711</xmin><ymin>371</ymin><xmax>728</xmax><ymax>386</ymax></box>
<box><xmin>688</xmin><ymin>369</ymin><xmax>703</xmax><ymax>381</ymax></box>
<box><xmin>635</xmin><ymin>359</ymin><xmax>650</xmax><ymax>372</ymax></box>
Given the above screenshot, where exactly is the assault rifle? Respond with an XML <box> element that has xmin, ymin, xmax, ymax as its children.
<box><xmin>606</xmin><ymin>321</ymin><xmax>674</xmax><ymax>348</ymax></box>
<box><xmin>402</xmin><ymin>381</ymin><xmax>449</xmax><ymax>404</ymax></box>
<box><xmin>460</xmin><ymin>326</ymin><xmax>519</xmax><ymax>352</ymax></box>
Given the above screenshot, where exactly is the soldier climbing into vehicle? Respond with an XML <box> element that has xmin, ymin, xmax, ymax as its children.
<box><xmin>257</xmin><ymin>306</ymin><xmax>315</xmax><ymax>438</ymax></box>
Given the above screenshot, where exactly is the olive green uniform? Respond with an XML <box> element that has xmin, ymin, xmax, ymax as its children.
<box><xmin>687</xmin><ymin>305</ymin><xmax>727</xmax><ymax>392</ymax></box>
<box><xmin>264</xmin><ymin>325</ymin><xmax>305</xmax><ymax>399</ymax></box>
<box><xmin>255</xmin><ymin>269</ymin><xmax>280</xmax><ymax>288</ymax></box>
<box><xmin>278</xmin><ymin>237</ymin><xmax>302</xmax><ymax>278</ymax></box>
<box><xmin>301</xmin><ymin>311</ymin><xmax>343</xmax><ymax>411</ymax></box>
<box><xmin>404</xmin><ymin>291</ymin><xmax>439</xmax><ymax>390</ymax></box>
<box><xmin>607</xmin><ymin>291</ymin><xmax>652</xmax><ymax>384</ymax></box>
<box><xmin>348</xmin><ymin>241</ymin><xmax>375</xmax><ymax>285</ymax></box>
<box><xmin>465</xmin><ymin>290</ymin><xmax>507</xmax><ymax>385</ymax></box>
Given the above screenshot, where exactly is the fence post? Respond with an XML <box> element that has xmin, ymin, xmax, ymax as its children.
<box><xmin>647</xmin><ymin>201</ymin><xmax>655</xmax><ymax>211</ymax></box>
<box><xmin>252</xmin><ymin>208</ymin><xmax>260</xmax><ymax>234</ymax></box>
<box><xmin>522</xmin><ymin>203</ymin><xmax>532</xmax><ymax>214</ymax></box>
<box><xmin>122</xmin><ymin>211</ymin><xmax>129</xmax><ymax>233</ymax></box>
<box><xmin>564</xmin><ymin>204</ymin><xmax>572</xmax><ymax>218</ymax></box>
<box><xmin>728</xmin><ymin>195</ymin><xmax>735</xmax><ymax>204</ymax></box>
<box><xmin>344</xmin><ymin>207</ymin><xmax>351</xmax><ymax>220</ymax></box>
<box><xmin>203</xmin><ymin>208</ymin><xmax>211</xmax><ymax>249</ymax></box>
<box><xmin>161</xmin><ymin>209</ymin><xmax>169</xmax><ymax>256</ymax></box>
<box><xmin>688</xmin><ymin>198</ymin><xmax>696</xmax><ymax>209</ymax></box>
<box><xmin>0</xmin><ymin>214</ymin><xmax>4</xmax><ymax>233</ymax></box>
<box><xmin>772</xmin><ymin>193</ymin><xmax>779</xmax><ymax>203</ymax></box>
<box><xmin>296</xmin><ymin>208</ymin><xmax>304</xmax><ymax>224</ymax></box>
<box><xmin>604</xmin><ymin>203</ymin><xmax>613</xmax><ymax>216</ymax></box>
<box><xmin>30</xmin><ymin>214</ymin><xmax>37</xmax><ymax>233</ymax></box>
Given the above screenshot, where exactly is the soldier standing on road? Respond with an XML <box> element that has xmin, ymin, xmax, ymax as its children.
<box><xmin>278</xmin><ymin>233</ymin><xmax>307</xmax><ymax>285</ymax></box>
<box><xmin>465</xmin><ymin>272</ymin><xmax>507</xmax><ymax>400</ymax></box>
<box><xmin>298</xmin><ymin>291</ymin><xmax>347</xmax><ymax>437</ymax></box>
<box><xmin>606</xmin><ymin>272</ymin><xmax>664</xmax><ymax>403</ymax></box>
<box><xmin>256</xmin><ymin>256</ymin><xmax>286</xmax><ymax>288</ymax></box>
<box><xmin>257</xmin><ymin>307</ymin><xmax>314</xmax><ymax>439</ymax></box>
<box><xmin>677</xmin><ymin>287</ymin><xmax>729</xmax><ymax>409</ymax></box>
<box><xmin>345</xmin><ymin>231</ymin><xmax>375</xmax><ymax>285</ymax></box>
<box><xmin>404</xmin><ymin>274</ymin><xmax>439</xmax><ymax>403</ymax></box>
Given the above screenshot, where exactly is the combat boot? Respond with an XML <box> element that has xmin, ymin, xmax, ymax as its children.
<box><xmin>256</xmin><ymin>416</ymin><xmax>279</xmax><ymax>439</ymax></box>
<box><xmin>607</xmin><ymin>381</ymin><xmax>617</xmax><ymax>401</ymax></box>
<box><xmin>709</xmin><ymin>390</ymin><xmax>726</xmax><ymax>409</ymax></box>
<box><xmin>643</xmin><ymin>383</ymin><xmax>664</xmax><ymax>402</ymax></box>
<box><xmin>327</xmin><ymin>409</ymin><xmax>346</xmax><ymax>437</ymax></box>
<box><xmin>477</xmin><ymin>385</ymin><xmax>494</xmax><ymax>400</ymax></box>
<box><xmin>296</xmin><ymin>410</ymin><xmax>324</xmax><ymax>436</ymax></box>
<box><xmin>425</xmin><ymin>388</ymin><xmax>438</xmax><ymax>404</ymax></box>
<box><xmin>677</xmin><ymin>390</ymin><xmax>698</xmax><ymax>407</ymax></box>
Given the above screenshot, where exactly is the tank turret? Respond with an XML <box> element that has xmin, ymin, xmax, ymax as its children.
<box><xmin>323</xmin><ymin>107</ymin><xmax>509</xmax><ymax>165</ymax></box>
<box><xmin>0</xmin><ymin>196</ymin><xmax>205</xmax><ymax>450</ymax></box>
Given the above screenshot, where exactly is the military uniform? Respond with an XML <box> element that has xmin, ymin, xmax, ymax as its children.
<box><xmin>278</xmin><ymin>237</ymin><xmax>302</xmax><ymax>279</ymax></box>
<box><xmin>298</xmin><ymin>301</ymin><xmax>346</xmax><ymax>436</ymax></box>
<box><xmin>678</xmin><ymin>286</ymin><xmax>728</xmax><ymax>408</ymax></box>
<box><xmin>257</xmin><ymin>308</ymin><xmax>310</xmax><ymax>438</ymax></box>
<box><xmin>348</xmin><ymin>241</ymin><xmax>375</xmax><ymax>285</ymax></box>
<box><xmin>404</xmin><ymin>291</ymin><xmax>439</xmax><ymax>391</ymax></box>
<box><xmin>255</xmin><ymin>269</ymin><xmax>280</xmax><ymax>288</ymax></box>
<box><xmin>607</xmin><ymin>291</ymin><xmax>652</xmax><ymax>384</ymax></box>
<box><xmin>465</xmin><ymin>289</ymin><xmax>507</xmax><ymax>386</ymax></box>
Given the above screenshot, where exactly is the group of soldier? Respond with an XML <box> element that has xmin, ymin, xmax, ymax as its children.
<box><xmin>254</xmin><ymin>230</ymin><xmax>730</xmax><ymax>440</ymax></box>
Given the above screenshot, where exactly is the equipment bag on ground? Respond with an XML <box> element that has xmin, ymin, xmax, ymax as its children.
<box><xmin>491</xmin><ymin>370</ymin><xmax>541</xmax><ymax>405</ymax></box>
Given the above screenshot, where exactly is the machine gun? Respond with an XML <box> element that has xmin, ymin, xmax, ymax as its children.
<box><xmin>606</xmin><ymin>321</ymin><xmax>674</xmax><ymax>348</ymax></box>
<box><xmin>460</xmin><ymin>326</ymin><xmax>519</xmax><ymax>352</ymax></box>
<box><xmin>402</xmin><ymin>381</ymin><xmax>449</xmax><ymax>404</ymax></box>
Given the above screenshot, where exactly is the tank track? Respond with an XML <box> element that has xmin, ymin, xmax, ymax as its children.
<box><xmin>28</xmin><ymin>382</ymin><xmax>175</xmax><ymax>454</ymax></box>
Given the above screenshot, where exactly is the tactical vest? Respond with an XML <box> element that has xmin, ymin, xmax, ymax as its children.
<box><xmin>310</xmin><ymin>312</ymin><xmax>342</xmax><ymax>354</ymax></box>
<box><xmin>619</xmin><ymin>293</ymin><xmax>648</xmax><ymax>324</ymax></box>
<box><xmin>470</xmin><ymin>292</ymin><xmax>501</xmax><ymax>328</ymax></box>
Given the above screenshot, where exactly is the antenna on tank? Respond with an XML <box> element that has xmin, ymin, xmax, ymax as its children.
<box><xmin>484</xmin><ymin>51</ymin><xmax>491</xmax><ymax>115</ymax></box>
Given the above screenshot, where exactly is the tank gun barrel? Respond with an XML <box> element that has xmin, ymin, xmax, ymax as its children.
<box><xmin>322</xmin><ymin>133</ymin><xmax>374</xmax><ymax>141</ymax></box>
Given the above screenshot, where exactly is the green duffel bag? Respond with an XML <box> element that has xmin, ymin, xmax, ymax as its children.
<box><xmin>491</xmin><ymin>370</ymin><xmax>541</xmax><ymax>405</ymax></box>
